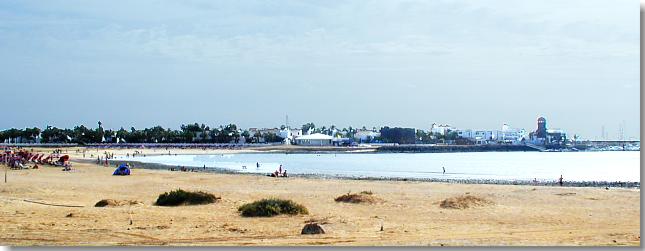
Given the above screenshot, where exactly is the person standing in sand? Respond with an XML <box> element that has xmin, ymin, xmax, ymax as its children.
<box><xmin>442</xmin><ymin>166</ymin><xmax>445</xmax><ymax>174</ymax></box>
<box><xmin>559</xmin><ymin>175</ymin><xmax>564</xmax><ymax>186</ymax></box>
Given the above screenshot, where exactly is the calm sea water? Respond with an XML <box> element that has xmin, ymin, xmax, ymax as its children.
<box><xmin>125</xmin><ymin>151</ymin><xmax>640</xmax><ymax>182</ymax></box>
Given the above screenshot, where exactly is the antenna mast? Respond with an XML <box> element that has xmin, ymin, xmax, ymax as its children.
<box><xmin>286</xmin><ymin>115</ymin><xmax>289</xmax><ymax>129</ymax></box>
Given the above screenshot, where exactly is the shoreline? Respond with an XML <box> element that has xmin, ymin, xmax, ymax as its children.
<box><xmin>92</xmin><ymin>159</ymin><xmax>641</xmax><ymax>189</ymax></box>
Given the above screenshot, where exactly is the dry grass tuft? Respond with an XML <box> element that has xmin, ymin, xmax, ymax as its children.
<box><xmin>155</xmin><ymin>189</ymin><xmax>220</xmax><ymax>206</ymax></box>
<box><xmin>335</xmin><ymin>192</ymin><xmax>381</xmax><ymax>204</ymax></box>
<box><xmin>305</xmin><ymin>216</ymin><xmax>332</xmax><ymax>225</ymax></box>
<box><xmin>95</xmin><ymin>199</ymin><xmax>143</xmax><ymax>207</ymax></box>
<box><xmin>439</xmin><ymin>195</ymin><xmax>492</xmax><ymax>209</ymax></box>
<box><xmin>238</xmin><ymin>198</ymin><xmax>308</xmax><ymax>217</ymax></box>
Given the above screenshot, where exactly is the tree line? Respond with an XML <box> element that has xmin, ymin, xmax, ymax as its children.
<box><xmin>1</xmin><ymin>123</ymin><xmax>249</xmax><ymax>144</ymax></box>
<box><xmin>0</xmin><ymin>122</ymin><xmax>464</xmax><ymax>145</ymax></box>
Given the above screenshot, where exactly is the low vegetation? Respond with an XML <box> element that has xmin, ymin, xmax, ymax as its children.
<box><xmin>439</xmin><ymin>195</ymin><xmax>492</xmax><ymax>209</ymax></box>
<box><xmin>95</xmin><ymin>199</ymin><xmax>142</xmax><ymax>207</ymax></box>
<box><xmin>154</xmin><ymin>189</ymin><xmax>220</xmax><ymax>206</ymax></box>
<box><xmin>335</xmin><ymin>191</ymin><xmax>381</xmax><ymax>204</ymax></box>
<box><xmin>238</xmin><ymin>198</ymin><xmax>308</xmax><ymax>217</ymax></box>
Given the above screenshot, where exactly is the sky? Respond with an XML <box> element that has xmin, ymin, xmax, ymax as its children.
<box><xmin>0</xmin><ymin>0</ymin><xmax>640</xmax><ymax>140</ymax></box>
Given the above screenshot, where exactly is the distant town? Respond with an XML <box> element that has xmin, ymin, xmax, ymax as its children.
<box><xmin>0</xmin><ymin>117</ymin><xmax>639</xmax><ymax>151</ymax></box>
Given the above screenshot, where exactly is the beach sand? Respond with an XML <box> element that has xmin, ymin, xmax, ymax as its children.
<box><xmin>0</xmin><ymin>148</ymin><xmax>640</xmax><ymax>246</ymax></box>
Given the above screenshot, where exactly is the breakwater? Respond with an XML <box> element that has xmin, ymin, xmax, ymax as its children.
<box><xmin>377</xmin><ymin>144</ymin><xmax>538</xmax><ymax>153</ymax></box>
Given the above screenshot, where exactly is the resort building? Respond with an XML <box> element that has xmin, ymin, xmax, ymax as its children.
<box><xmin>430</xmin><ymin>123</ymin><xmax>453</xmax><ymax>135</ymax></box>
<box><xmin>294</xmin><ymin>133</ymin><xmax>334</xmax><ymax>146</ymax></box>
<box><xmin>354</xmin><ymin>129</ymin><xmax>381</xmax><ymax>143</ymax></box>
<box><xmin>546</xmin><ymin>129</ymin><xmax>567</xmax><ymax>145</ymax></box>
<box><xmin>528</xmin><ymin>117</ymin><xmax>567</xmax><ymax>146</ymax></box>
<box><xmin>473</xmin><ymin>130</ymin><xmax>496</xmax><ymax>144</ymax></box>
<box><xmin>278</xmin><ymin>129</ymin><xmax>292</xmax><ymax>144</ymax></box>
<box><xmin>456</xmin><ymin>129</ymin><xmax>473</xmax><ymax>139</ymax></box>
<box><xmin>277</xmin><ymin>128</ymin><xmax>303</xmax><ymax>144</ymax></box>
<box><xmin>498</xmin><ymin>124</ymin><xmax>528</xmax><ymax>144</ymax></box>
<box><xmin>291</xmin><ymin>128</ymin><xmax>303</xmax><ymax>138</ymax></box>
<box><xmin>454</xmin><ymin>124</ymin><xmax>528</xmax><ymax>145</ymax></box>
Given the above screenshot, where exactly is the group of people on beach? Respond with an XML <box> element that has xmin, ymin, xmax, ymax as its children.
<box><xmin>270</xmin><ymin>164</ymin><xmax>288</xmax><ymax>178</ymax></box>
<box><xmin>169</xmin><ymin>165</ymin><xmax>199</xmax><ymax>172</ymax></box>
<box><xmin>126</xmin><ymin>150</ymin><xmax>145</xmax><ymax>158</ymax></box>
<box><xmin>96</xmin><ymin>151</ymin><xmax>116</xmax><ymax>167</ymax></box>
<box><xmin>1</xmin><ymin>147</ymin><xmax>71</xmax><ymax>170</ymax></box>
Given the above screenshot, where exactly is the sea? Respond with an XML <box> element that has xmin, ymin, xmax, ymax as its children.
<box><xmin>123</xmin><ymin>151</ymin><xmax>640</xmax><ymax>183</ymax></box>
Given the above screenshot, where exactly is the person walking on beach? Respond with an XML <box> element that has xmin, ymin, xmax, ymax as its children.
<box><xmin>558</xmin><ymin>175</ymin><xmax>564</xmax><ymax>186</ymax></box>
<box><xmin>442</xmin><ymin>166</ymin><xmax>445</xmax><ymax>174</ymax></box>
<box><xmin>256</xmin><ymin>162</ymin><xmax>260</xmax><ymax>168</ymax></box>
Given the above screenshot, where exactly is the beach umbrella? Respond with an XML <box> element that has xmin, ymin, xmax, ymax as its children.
<box><xmin>59</xmin><ymin>155</ymin><xmax>70</xmax><ymax>162</ymax></box>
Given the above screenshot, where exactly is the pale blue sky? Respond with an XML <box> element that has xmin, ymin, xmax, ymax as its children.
<box><xmin>0</xmin><ymin>0</ymin><xmax>639</xmax><ymax>140</ymax></box>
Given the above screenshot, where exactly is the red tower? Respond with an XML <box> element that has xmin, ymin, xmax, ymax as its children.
<box><xmin>535</xmin><ymin>117</ymin><xmax>547</xmax><ymax>138</ymax></box>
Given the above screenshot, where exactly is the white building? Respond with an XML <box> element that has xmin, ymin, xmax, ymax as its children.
<box><xmin>431</xmin><ymin>123</ymin><xmax>453</xmax><ymax>135</ymax></box>
<box><xmin>277</xmin><ymin>128</ymin><xmax>303</xmax><ymax>144</ymax></box>
<box><xmin>291</xmin><ymin>128</ymin><xmax>303</xmax><ymax>138</ymax></box>
<box><xmin>278</xmin><ymin>128</ymin><xmax>292</xmax><ymax>144</ymax></box>
<box><xmin>454</xmin><ymin>124</ymin><xmax>528</xmax><ymax>145</ymax></box>
<box><xmin>456</xmin><ymin>129</ymin><xmax>473</xmax><ymax>139</ymax></box>
<box><xmin>354</xmin><ymin>130</ymin><xmax>381</xmax><ymax>142</ymax></box>
<box><xmin>294</xmin><ymin>133</ymin><xmax>334</xmax><ymax>146</ymax></box>
<box><xmin>473</xmin><ymin>130</ymin><xmax>496</xmax><ymax>144</ymax></box>
<box><xmin>498</xmin><ymin>124</ymin><xmax>527</xmax><ymax>144</ymax></box>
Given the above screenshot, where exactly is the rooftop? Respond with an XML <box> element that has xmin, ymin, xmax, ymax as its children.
<box><xmin>295</xmin><ymin>133</ymin><xmax>334</xmax><ymax>140</ymax></box>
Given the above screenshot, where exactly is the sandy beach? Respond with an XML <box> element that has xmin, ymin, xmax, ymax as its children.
<box><xmin>0</xmin><ymin>147</ymin><xmax>640</xmax><ymax>246</ymax></box>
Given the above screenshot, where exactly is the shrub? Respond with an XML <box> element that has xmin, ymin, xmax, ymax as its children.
<box><xmin>238</xmin><ymin>198</ymin><xmax>308</xmax><ymax>217</ymax></box>
<box><xmin>335</xmin><ymin>192</ymin><xmax>380</xmax><ymax>204</ymax></box>
<box><xmin>155</xmin><ymin>189</ymin><xmax>220</xmax><ymax>206</ymax></box>
<box><xmin>439</xmin><ymin>195</ymin><xmax>492</xmax><ymax>209</ymax></box>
